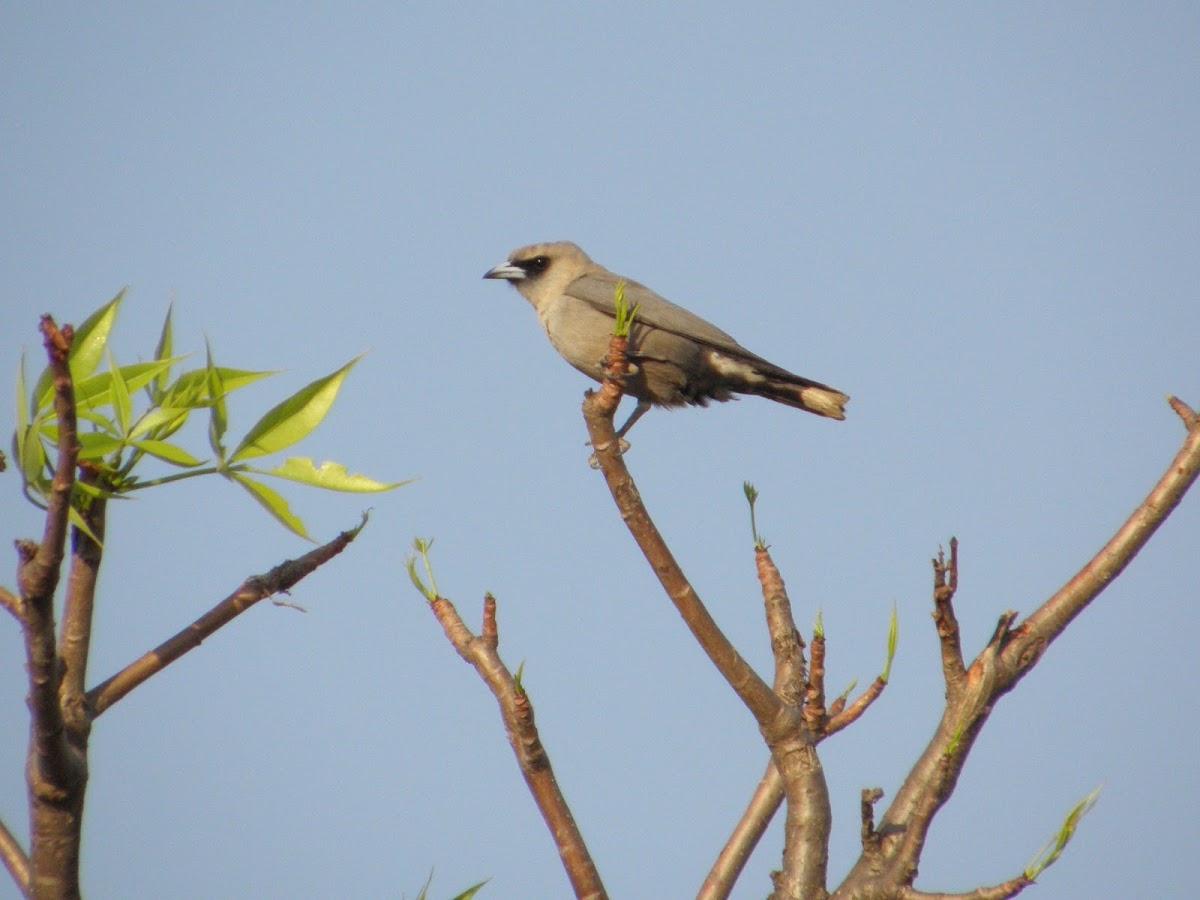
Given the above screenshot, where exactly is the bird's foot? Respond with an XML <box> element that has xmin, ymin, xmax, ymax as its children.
<box><xmin>586</xmin><ymin>437</ymin><xmax>632</xmax><ymax>468</ymax></box>
<box><xmin>598</xmin><ymin>357</ymin><xmax>639</xmax><ymax>379</ymax></box>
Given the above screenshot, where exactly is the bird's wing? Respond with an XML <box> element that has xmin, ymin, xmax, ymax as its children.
<box><xmin>565</xmin><ymin>272</ymin><xmax>748</xmax><ymax>354</ymax></box>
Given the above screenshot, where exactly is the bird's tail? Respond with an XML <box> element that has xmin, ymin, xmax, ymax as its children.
<box><xmin>749</xmin><ymin>377</ymin><xmax>849</xmax><ymax>420</ymax></box>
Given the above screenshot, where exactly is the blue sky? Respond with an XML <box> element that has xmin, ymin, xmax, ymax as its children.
<box><xmin>2</xmin><ymin>4</ymin><xmax>1197</xmax><ymax>898</ymax></box>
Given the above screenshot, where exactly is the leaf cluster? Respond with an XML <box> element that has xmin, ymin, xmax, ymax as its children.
<box><xmin>12</xmin><ymin>291</ymin><xmax>406</xmax><ymax>539</ymax></box>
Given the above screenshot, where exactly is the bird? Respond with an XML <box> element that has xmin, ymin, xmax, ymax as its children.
<box><xmin>483</xmin><ymin>241</ymin><xmax>848</xmax><ymax>440</ymax></box>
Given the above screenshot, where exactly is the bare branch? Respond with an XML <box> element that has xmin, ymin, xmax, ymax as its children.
<box><xmin>803</xmin><ymin>633</ymin><xmax>827</xmax><ymax>735</ymax></box>
<box><xmin>770</xmin><ymin>737</ymin><xmax>831</xmax><ymax>900</ymax></box>
<box><xmin>899</xmin><ymin>876</ymin><xmax>1032</xmax><ymax>900</ymax></box>
<box><xmin>932</xmin><ymin>538</ymin><xmax>966</xmax><ymax>693</ymax></box>
<box><xmin>860</xmin><ymin>787</ymin><xmax>884</xmax><ymax>856</ymax></box>
<box><xmin>582</xmin><ymin>336</ymin><xmax>780</xmax><ymax>726</ymax></box>
<box><xmin>0</xmin><ymin>816</ymin><xmax>29</xmax><ymax>897</ymax></box>
<box><xmin>0</xmin><ymin>585</ymin><xmax>19</xmax><ymax>620</ymax></box>
<box><xmin>826</xmin><ymin>676</ymin><xmax>886</xmax><ymax>736</ymax></box>
<box><xmin>87</xmin><ymin>519</ymin><xmax>363</xmax><ymax>718</ymax></box>
<box><xmin>699</xmin><ymin>761</ymin><xmax>785</xmax><ymax>900</ymax></box>
<box><xmin>18</xmin><ymin>317</ymin><xmax>78</xmax><ymax>604</ymax></box>
<box><xmin>17</xmin><ymin>317</ymin><xmax>89</xmax><ymax>899</ymax></box>
<box><xmin>757</xmin><ymin>547</ymin><xmax>806</xmax><ymax>707</ymax></box>
<box><xmin>1168</xmin><ymin>394</ymin><xmax>1197</xmax><ymax>427</ymax></box>
<box><xmin>838</xmin><ymin>403</ymin><xmax>1200</xmax><ymax>897</ymax></box>
<box><xmin>428</xmin><ymin>594</ymin><xmax>607</xmax><ymax>900</ymax></box>
<box><xmin>1007</xmin><ymin>402</ymin><xmax>1200</xmax><ymax>674</ymax></box>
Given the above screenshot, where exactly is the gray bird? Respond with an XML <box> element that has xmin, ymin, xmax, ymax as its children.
<box><xmin>484</xmin><ymin>241</ymin><xmax>849</xmax><ymax>439</ymax></box>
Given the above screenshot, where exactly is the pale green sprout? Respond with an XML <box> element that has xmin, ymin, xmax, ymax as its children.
<box><xmin>743</xmin><ymin>481</ymin><xmax>767</xmax><ymax>548</ymax></box>
<box><xmin>835</xmin><ymin>679</ymin><xmax>859</xmax><ymax>705</ymax></box>
<box><xmin>1025</xmin><ymin>786</ymin><xmax>1102</xmax><ymax>881</ymax></box>
<box><xmin>882</xmin><ymin>603</ymin><xmax>899</xmax><ymax>684</ymax></box>
<box><xmin>612</xmin><ymin>281</ymin><xmax>641</xmax><ymax>338</ymax></box>
<box><xmin>407</xmin><ymin>537</ymin><xmax>439</xmax><ymax>602</ymax></box>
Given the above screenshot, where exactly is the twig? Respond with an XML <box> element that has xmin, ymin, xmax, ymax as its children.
<box><xmin>1168</xmin><ymin>395</ymin><xmax>1197</xmax><ymax>428</ymax></box>
<box><xmin>803</xmin><ymin>633</ymin><xmax>827</xmax><ymax>735</ymax></box>
<box><xmin>59</xmin><ymin>465</ymin><xmax>108</xmax><ymax>735</ymax></box>
<box><xmin>757</xmin><ymin>548</ymin><xmax>806</xmax><ymax>707</ymax></box>
<box><xmin>699</xmin><ymin>761</ymin><xmax>785</xmax><ymax>900</ymax></box>
<box><xmin>428</xmin><ymin>593</ymin><xmax>607</xmax><ymax>900</ymax></box>
<box><xmin>87</xmin><ymin>519</ymin><xmax>363</xmax><ymax>718</ymax></box>
<box><xmin>0</xmin><ymin>586</ymin><xmax>19</xmax><ymax>620</ymax></box>
<box><xmin>18</xmin><ymin>317</ymin><xmax>78</xmax><ymax>604</ymax></box>
<box><xmin>826</xmin><ymin>676</ymin><xmax>886</xmax><ymax>736</ymax></box>
<box><xmin>1011</xmin><ymin>403</ymin><xmax>1200</xmax><ymax>663</ymax></box>
<box><xmin>932</xmin><ymin>539</ymin><xmax>966</xmax><ymax>693</ymax></box>
<box><xmin>860</xmin><ymin>787</ymin><xmax>884</xmax><ymax>856</ymax></box>
<box><xmin>0</xmin><ymin>816</ymin><xmax>29</xmax><ymax>897</ymax></box>
<box><xmin>582</xmin><ymin>337</ymin><xmax>780</xmax><ymax>727</ymax></box>
<box><xmin>898</xmin><ymin>877</ymin><xmax>1032</xmax><ymax>900</ymax></box>
<box><xmin>836</xmin><ymin>398</ymin><xmax>1200</xmax><ymax>896</ymax></box>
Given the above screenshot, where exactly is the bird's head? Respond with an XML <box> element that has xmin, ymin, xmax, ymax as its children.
<box><xmin>484</xmin><ymin>241</ymin><xmax>595</xmax><ymax>310</ymax></box>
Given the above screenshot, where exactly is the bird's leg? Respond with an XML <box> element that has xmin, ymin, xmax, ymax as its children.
<box><xmin>615</xmin><ymin>399</ymin><xmax>652</xmax><ymax>440</ymax></box>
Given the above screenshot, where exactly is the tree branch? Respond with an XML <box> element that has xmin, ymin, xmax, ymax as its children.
<box><xmin>87</xmin><ymin>519</ymin><xmax>364</xmax><ymax>718</ymax></box>
<box><xmin>770</xmin><ymin>734</ymin><xmax>831</xmax><ymax>900</ymax></box>
<box><xmin>837</xmin><ymin>399</ymin><xmax>1200</xmax><ymax>896</ymax></box>
<box><xmin>932</xmin><ymin>538</ymin><xmax>966</xmax><ymax>694</ymax></box>
<box><xmin>899</xmin><ymin>876</ymin><xmax>1032</xmax><ymax>900</ymax></box>
<box><xmin>59</xmin><ymin>466</ymin><xmax>107</xmax><ymax>738</ymax></box>
<box><xmin>757</xmin><ymin>548</ymin><xmax>807</xmax><ymax>707</ymax></box>
<box><xmin>17</xmin><ymin>316</ymin><xmax>88</xmax><ymax>900</ymax></box>
<box><xmin>428</xmin><ymin>593</ymin><xmax>607</xmax><ymax>900</ymax></box>
<box><xmin>18</xmin><ymin>317</ymin><xmax>77</xmax><ymax>604</ymax></box>
<box><xmin>1006</xmin><ymin>400</ymin><xmax>1200</xmax><ymax>674</ymax></box>
<box><xmin>582</xmin><ymin>337</ymin><xmax>781</xmax><ymax>727</ymax></box>
<box><xmin>0</xmin><ymin>816</ymin><xmax>30</xmax><ymax>897</ymax></box>
<box><xmin>699</xmin><ymin>761</ymin><xmax>785</xmax><ymax>900</ymax></box>
<box><xmin>826</xmin><ymin>676</ymin><xmax>886</xmax><ymax>736</ymax></box>
<box><xmin>0</xmin><ymin>585</ymin><xmax>19</xmax><ymax>620</ymax></box>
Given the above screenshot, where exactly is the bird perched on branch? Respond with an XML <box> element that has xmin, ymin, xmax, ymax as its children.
<box><xmin>484</xmin><ymin>241</ymin><xmax>849</xmax><ymax>440</ymax></box>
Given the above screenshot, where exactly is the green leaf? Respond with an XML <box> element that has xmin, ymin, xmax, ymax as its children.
<box><xmin>611</xmin><ymin>280</ymin><xmax>641</xmax><ymax>337</ymax></box>
<box><xmin>451</xmin><ymin>879</ymin><xmax>489</xmax><ymax>900</ymax></box>
<box><xmin>406</xmin><ymin>537</ymin><xmax>438</xmax><ymax>601</ymax></box>
<box><xmin>17</xmin><ymin>424</ymin><xmax>48</xmax><ymax>488</ymax></box>
<box><xmin>1026</xmin><ymin>786</ymin><xmax>1102</xmax><ymax>880</ymax></box>
<box><xmin>249</xmin><ymin>457</ymin><xmax>410</xmax><ymax>492</ymax></box>
<box><xmin>67</xmin><ymin>504</ymin><xmax>103</xmax><ymax>547</ymax></box>
<box><xmin>231</xmin><ymin>355</ymin><xmax>363</xmax><ymax>462</ymax></box>
<box><xmin>206</xmin><ymin>341</ymin><xmax>227</xmax><ymax>458</ymax></box>
<box><xmin>76</xmin><ymin>408</ymin><xmax>120</xmax><ymax>436</ymax></box>
<box><xmin>31</xmin><ymin>289</ymin><xmax>125</xmax><ymax>415</ymax></box>
<box><xmin>129</xmin><ymin>406</ymin><xmax>193</xmax><ymax>441</ymax></box>
<box><xmin>73</xmin><ymin>478</ymin><xmax>126</xmax><ymax>501</ymax></box>
<box><xmin>15</xmin><ymin>353</ymin><xmax>29</xmax><ymax>434</ymax></box>
<box><xmin>228</xmin><ymin>472</ymin><xmax>310</xmax><ymax>539</ymax></box>
<box><xmin>108</xmin><ymin>352</ymin><xmax>132</xmax><ymax>436</ymax></box>
<box><xmin>129</xmin><ymin>439</ymin><xmax>206</xmax><ymax>467</ymax></box>
<box><xmin>160</xmin><ymin>366</ymin><xmax>277</xmax><ymax>408</ymax></box>
<box><xmin>71</xmin><ymin>358</ymin><xmax>184</xmax><ymax>414</ymax></box>
<box><xmin>77</xmin><ymin>431</ymin><xmax>124</xmax><ymax>461</ymax></box>
<box><xmin>882</xmin><ymin>603</ymin><xmax>899</xmax><ymax>683</ymax></box>
<box><xmin>151</xmin><ymin>303</ymin><xmax>175</xmax><ymax>400</ymax></box>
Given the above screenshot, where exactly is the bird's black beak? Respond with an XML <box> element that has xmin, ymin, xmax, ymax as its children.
<box><xmin>483</xmin><ymin>261</ymin><xmax>526</xmax><ymax>281</ymax></box>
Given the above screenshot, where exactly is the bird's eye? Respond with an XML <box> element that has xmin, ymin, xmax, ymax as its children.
<box><xmin>524</xmin><ymin>255</ymin><xmax>550</xmax><ymax>275</ymax></box>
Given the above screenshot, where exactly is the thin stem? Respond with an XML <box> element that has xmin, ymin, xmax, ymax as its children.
<box><xmin>88</xmin><ymin>520</ymin><xmax>363</xmax><ymax>718</ymax></box>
